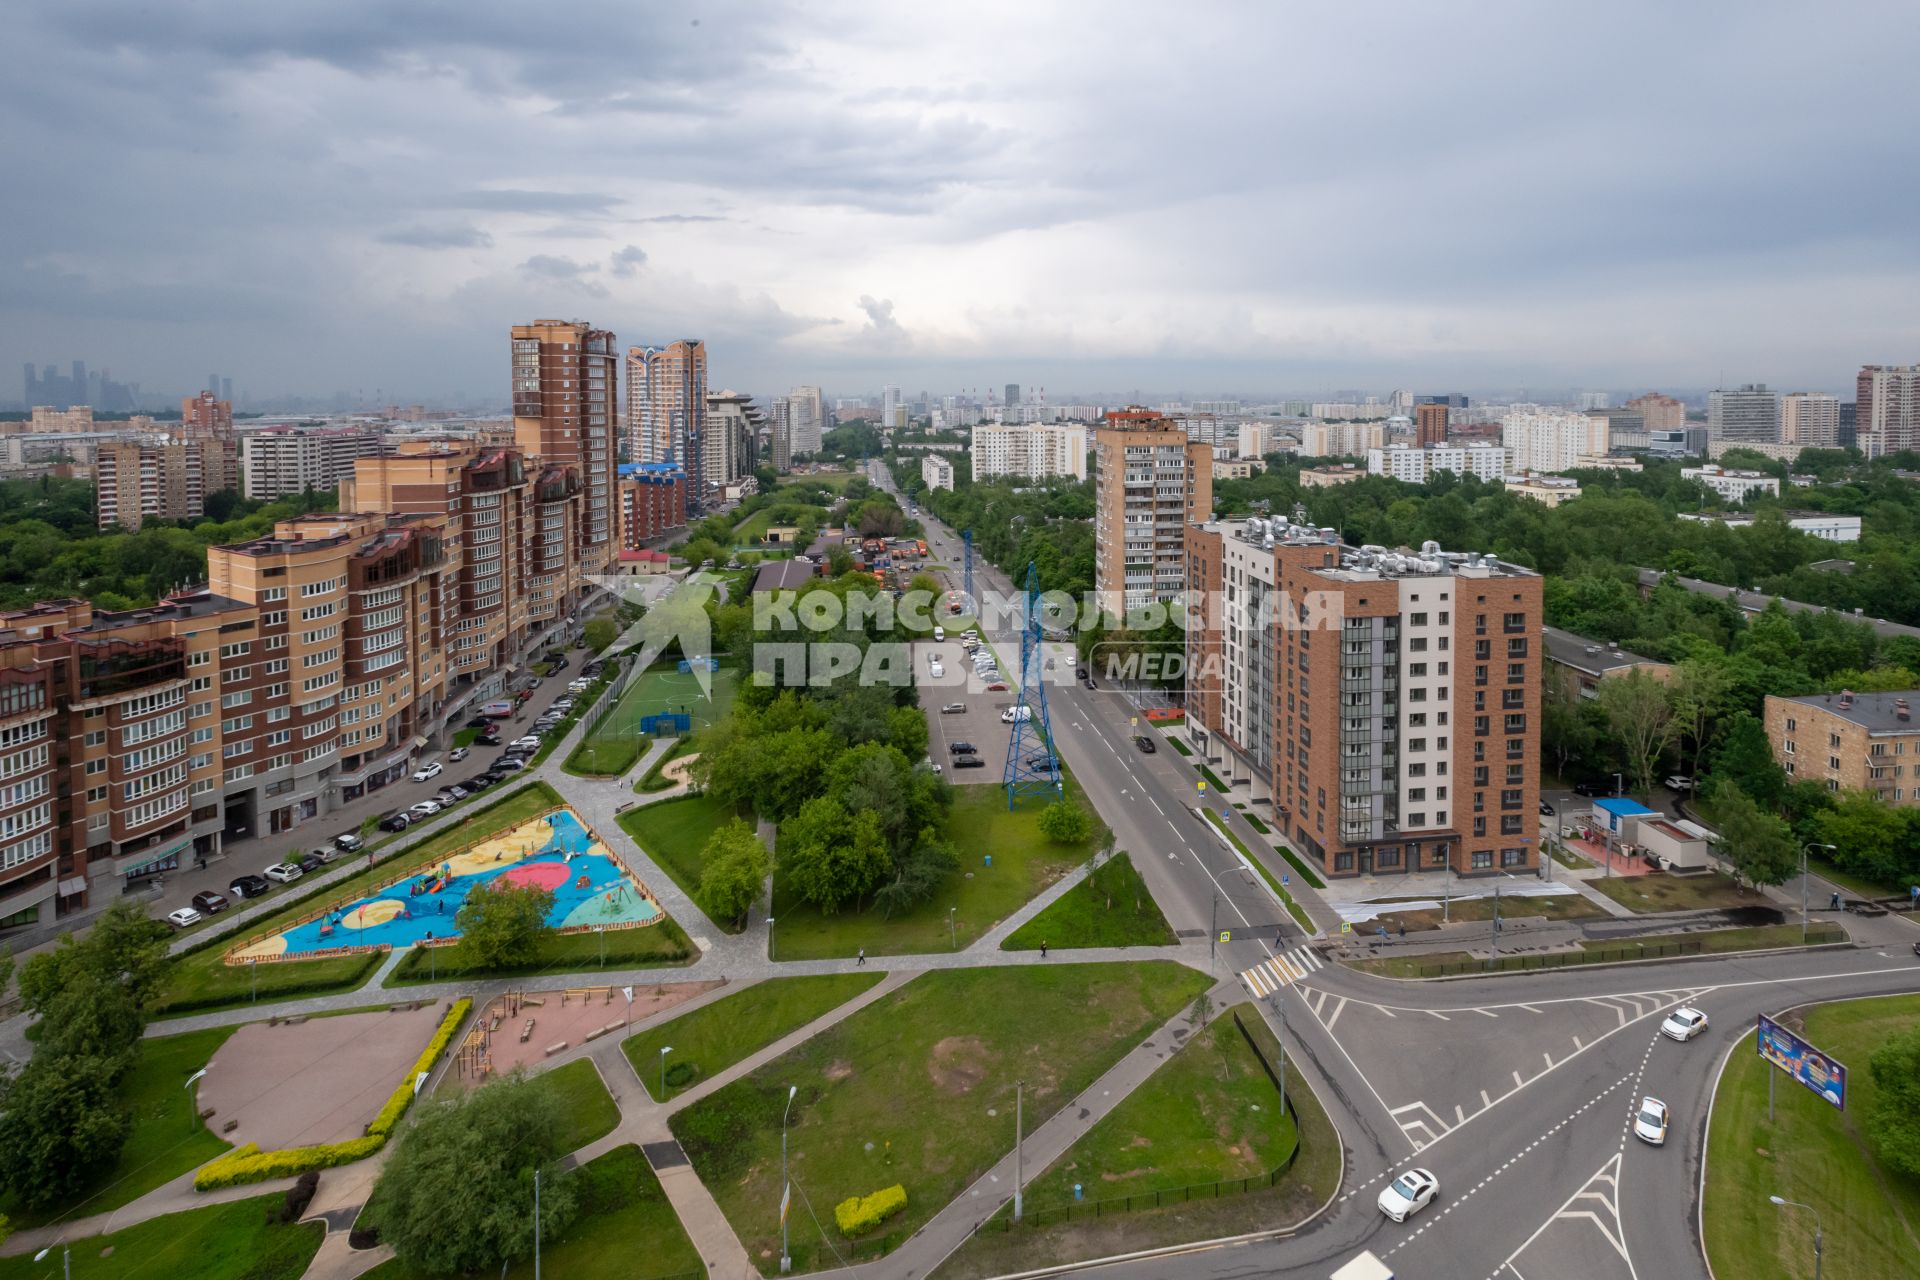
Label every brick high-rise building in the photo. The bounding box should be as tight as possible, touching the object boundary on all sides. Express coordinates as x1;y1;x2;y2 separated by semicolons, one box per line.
1857;364;1920;458
1093;407;1212;619
95;437;209;529
180;389;240;493
1415;402;1449;447
617;463;688;547
182;390;232;434
1625;392;1687;431
1184;516;1543;880
512;320;617;576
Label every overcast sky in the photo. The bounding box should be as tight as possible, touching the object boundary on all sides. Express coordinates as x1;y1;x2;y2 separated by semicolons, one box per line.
5;1;1917;406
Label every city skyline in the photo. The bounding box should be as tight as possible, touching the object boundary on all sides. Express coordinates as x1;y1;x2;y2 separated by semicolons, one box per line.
4;2;1918;401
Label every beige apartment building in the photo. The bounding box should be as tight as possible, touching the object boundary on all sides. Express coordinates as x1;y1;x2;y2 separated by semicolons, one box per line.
513;320;618;575
1766;690;1920;803
1093;407;1212;619
95;436;209;529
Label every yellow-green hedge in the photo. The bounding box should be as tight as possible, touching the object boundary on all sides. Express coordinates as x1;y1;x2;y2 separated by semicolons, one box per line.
369;998;472;1138
834;1184;907;1237
194;998;472;1191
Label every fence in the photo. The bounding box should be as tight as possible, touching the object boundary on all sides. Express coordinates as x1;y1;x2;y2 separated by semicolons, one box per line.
989;1011;1302;1232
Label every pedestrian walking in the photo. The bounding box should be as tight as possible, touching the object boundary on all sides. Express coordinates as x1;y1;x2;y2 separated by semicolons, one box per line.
1398;923;1406;939
1830;891;1841;910
1040;940;1048;958
856;947;866;966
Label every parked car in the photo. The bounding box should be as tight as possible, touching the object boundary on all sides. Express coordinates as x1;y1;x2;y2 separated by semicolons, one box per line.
438;785;469;803
509;736;542;751
333;832;364;852
1026;754;1059;771
228;873;271;899
986;681;1009;692
450;746;470;762
1571;780;1610;797
928;662;945;678
1376;1169;1439;1223
1539;800;1555;815
409;799;443;819
296;852;324;874
1135;735;1157;753
491;756;527;772
310;845;339;863
412;761;443;782
1633;1096;1669;1146
166;907;204;929
949;742;977;755
464;716;492;729
379;813;412;833
1664;775;1694;791
941;702;966;714
1076;665;1089;680
933;626;946;641
264;862;304;885
464;773;495;791
954;755;988;769
1661;1007;1710;1041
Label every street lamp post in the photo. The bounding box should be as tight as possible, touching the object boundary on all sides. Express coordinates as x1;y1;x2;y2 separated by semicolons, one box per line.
948;905;957;950
1613;771;1623;797
1769;1195;1822;1279
32;1246;69;1280
767;916;776;962
185;1067;209;1132
1013;1079;1026;1223
780;1084;798;1273
659;1046;673;1100
533;1166;542;1280
1801;843;1837;945
1542;803;1556;882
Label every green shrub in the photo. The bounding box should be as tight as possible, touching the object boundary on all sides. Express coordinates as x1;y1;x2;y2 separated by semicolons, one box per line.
367;998;471;1138
195;1136;385;1190
834;1184;907;1236
664;1060;697;1089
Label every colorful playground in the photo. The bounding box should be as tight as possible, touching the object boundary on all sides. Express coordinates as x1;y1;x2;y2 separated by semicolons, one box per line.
229;808;663;961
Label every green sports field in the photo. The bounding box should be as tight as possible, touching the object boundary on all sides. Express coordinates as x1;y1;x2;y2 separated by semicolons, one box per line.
571;666;739;775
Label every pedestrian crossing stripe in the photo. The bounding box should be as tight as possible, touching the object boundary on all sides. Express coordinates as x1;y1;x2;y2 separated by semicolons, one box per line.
1240;946;1325;997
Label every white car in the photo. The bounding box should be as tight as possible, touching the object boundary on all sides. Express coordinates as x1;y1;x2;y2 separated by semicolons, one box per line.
409;799;444;818
412;761;443;782
1664;775;1694;791
928;662;945;678
263;863;303;885
509;736;542;750
166;907;203;929
1661;1007;1709;1041
1633;1096;1669;1146
933;626;945;641
1376;1169;1438;1222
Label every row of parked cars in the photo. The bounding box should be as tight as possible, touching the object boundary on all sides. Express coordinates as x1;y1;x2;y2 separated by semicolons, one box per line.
165;829;369;927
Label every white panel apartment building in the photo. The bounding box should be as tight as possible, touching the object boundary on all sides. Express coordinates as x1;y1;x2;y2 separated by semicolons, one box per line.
971;423;1087;480
921;453;955;492
1367;444;1509;483
1681;465;1781;503
1500;411;1611;474
240;427;386;500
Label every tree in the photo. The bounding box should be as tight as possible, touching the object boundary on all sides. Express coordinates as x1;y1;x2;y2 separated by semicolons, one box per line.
778;798;893;914
374;1073;579;1275
1594;670;1675;797
1813;790;1909;885
1869;1026;1920;1177
1705;787;1799;888
697;820;771;926
583;616;619;654
1037;799;1093;845
872;829;959;918
35;977;144;1070
0;1055;132;1209
18;897;172;1016
454;881;555;970
1668;657;1730;781
1711;713;1788;809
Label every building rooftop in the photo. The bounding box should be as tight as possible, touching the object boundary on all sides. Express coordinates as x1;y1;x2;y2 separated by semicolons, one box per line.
1541;626;1662;675
750;559;819;593
1634;567;1920;642
617;462;685;479
1215;518;1534;581
1593;797;1659;818
1775;689;1920;733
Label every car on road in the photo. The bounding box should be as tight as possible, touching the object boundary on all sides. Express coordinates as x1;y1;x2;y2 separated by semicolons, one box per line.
986;680;1009;692
333;832;363;852
464;716;492;729
263;862;303;885
192;890;231;914
954;755;987;769
438;785;469;803
941;702;966;714
933;625;945;641
1571;779;1610;797
949;742;977;755
1664;775;1694;791
228;873;271;899
1633;1096;1669;1145
1135;735;1157;753
412;761;443;782
491;756;527;772
1076;665;1089;680
449;746;470;762
1661;1007;1709;1041
378;812;412;833
309;845;338;863
928;662;945;678
408;799;443;819
166;907;203;929
1376;1169;1438;1222
1539;800;1555;815
1026;754;1059;771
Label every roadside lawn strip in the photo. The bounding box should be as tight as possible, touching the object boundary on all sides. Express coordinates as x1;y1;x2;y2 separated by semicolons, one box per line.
624;972;887;1101
155;783;566;1014
0;1195;320;1280
1002;853;1175;950
1588;869;1767;913
672;961;1212;1274
1200;810;1313;931
0;1025;238;1228
617;790;747;935
936;1003;1341;1280
1370;893;1607;932
1704;993;1920;1280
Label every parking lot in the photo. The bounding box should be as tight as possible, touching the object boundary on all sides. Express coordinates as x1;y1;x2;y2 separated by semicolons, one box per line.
914;638;1022;785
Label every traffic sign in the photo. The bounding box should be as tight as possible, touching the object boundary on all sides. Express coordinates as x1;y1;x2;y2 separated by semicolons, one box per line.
1218;930;1231;943
1339;921;1352;934
1198;780;1207;793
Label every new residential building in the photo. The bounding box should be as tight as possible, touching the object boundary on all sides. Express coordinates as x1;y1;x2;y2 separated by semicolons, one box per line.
1415;402;1449;447
703;391;763;492
1183;516;1543;879
512;320;618;575
788;385;825;456
971;423;1088;481
1093;408;1211;618
624;340;707;470
1366;443;1509;483
1626;392;1687;431
1857;364;1920;458
1780;393;1840;449
616;463;688;547
1299;421;1386;457
1501;411;1611;474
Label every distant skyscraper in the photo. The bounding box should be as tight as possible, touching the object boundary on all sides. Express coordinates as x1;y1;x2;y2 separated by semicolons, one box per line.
881;384;901;429
1414;402;1449;447
513;318;619;574
1005;383;1021;410
1839;401;1858;450
1857;364;1920;457
624;340;707;476
1780;392;1840;449
1707;384;1780;444
788;385;824;455
1415;394;1470;411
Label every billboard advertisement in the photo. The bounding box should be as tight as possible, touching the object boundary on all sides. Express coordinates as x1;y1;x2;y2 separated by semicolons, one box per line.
1757;1013;1847;1110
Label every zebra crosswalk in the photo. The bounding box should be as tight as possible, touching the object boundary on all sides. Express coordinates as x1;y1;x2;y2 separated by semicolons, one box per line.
1240;946;1325;996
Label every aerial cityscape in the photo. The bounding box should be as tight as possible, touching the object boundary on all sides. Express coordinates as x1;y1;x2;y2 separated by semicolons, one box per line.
0;5;1916;1280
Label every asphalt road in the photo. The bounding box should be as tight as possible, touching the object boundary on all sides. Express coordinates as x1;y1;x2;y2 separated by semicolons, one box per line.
877;462;1920;1280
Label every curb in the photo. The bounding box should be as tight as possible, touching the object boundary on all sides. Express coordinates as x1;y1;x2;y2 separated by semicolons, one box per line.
1696;1024;1752;1280
1333;939;1858;983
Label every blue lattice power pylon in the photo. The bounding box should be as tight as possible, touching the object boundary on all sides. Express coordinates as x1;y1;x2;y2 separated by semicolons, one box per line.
1003;562;1064;808
963;529;974;610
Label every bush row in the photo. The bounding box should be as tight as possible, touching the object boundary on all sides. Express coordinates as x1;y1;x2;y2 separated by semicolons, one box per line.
368;998;473;1137
834;1184;907;1237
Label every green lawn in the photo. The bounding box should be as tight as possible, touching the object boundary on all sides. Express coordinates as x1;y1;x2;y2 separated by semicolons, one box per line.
0;1195;321;1280
1197;766;1229;793
672;962;1211;1274
567;662;737;778
1809;854;1906;902
768;780;1106;960
1168;738;1193;757
636;736;697;793
531;1059;621;1155
939;1006;1339;1279
1349;922;1849;978
0;1026;237;1227
1003;854;1175;951
1705;994;1920;1280
155;783;565;1015
362;1145;701;1280
385;916;695;985
618;791;750;934
1590;870;1765;914
1201;811;1311;930
1273;843;1326;890
625;973;887;1101
1371;892;1607;932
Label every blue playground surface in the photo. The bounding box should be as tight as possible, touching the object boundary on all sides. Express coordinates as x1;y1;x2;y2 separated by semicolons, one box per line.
261;809;659;957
